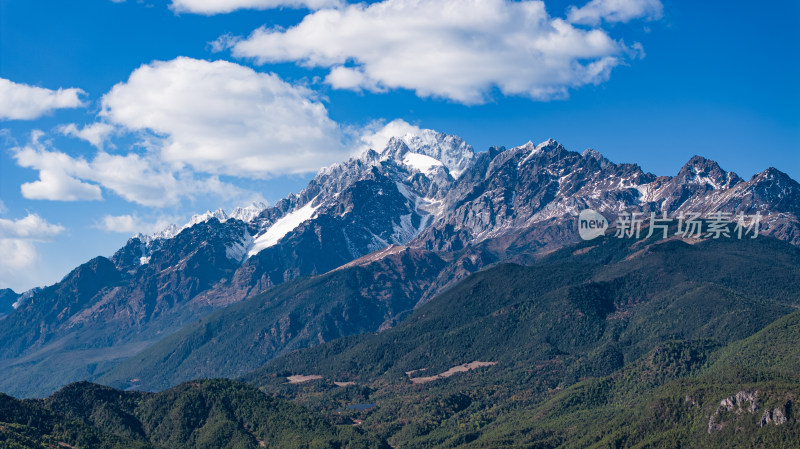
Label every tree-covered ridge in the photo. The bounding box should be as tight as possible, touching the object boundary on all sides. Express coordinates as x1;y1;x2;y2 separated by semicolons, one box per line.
0;379;388;449
241;235;800;448
466;310;800;448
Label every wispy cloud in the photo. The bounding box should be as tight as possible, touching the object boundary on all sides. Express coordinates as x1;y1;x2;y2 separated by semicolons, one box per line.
59;122;117;150
170;0;341;15
567;0;663;25
95;213;179;235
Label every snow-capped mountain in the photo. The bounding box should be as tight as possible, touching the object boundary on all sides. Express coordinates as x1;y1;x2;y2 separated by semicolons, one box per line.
135;202;268;246
414;139;800;254
130;129;472;286
1;127;798;397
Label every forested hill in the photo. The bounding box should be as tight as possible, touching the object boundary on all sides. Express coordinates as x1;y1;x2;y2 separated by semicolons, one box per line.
0;379;388;449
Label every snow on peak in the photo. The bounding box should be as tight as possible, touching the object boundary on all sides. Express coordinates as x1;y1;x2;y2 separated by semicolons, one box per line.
403;152;445;176
677;156;732;190
360;120;474;179
247;200;320;257
535;138;560;151
136;203;267;245
186;208;228;227
136;224;180;244
136;210;226;244
391;130;474;179
229;202;268;223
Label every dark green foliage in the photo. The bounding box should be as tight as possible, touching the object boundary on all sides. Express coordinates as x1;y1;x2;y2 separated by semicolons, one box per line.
0;379;388;449
242;235;800;448
4;234;799;448
467;311;800;448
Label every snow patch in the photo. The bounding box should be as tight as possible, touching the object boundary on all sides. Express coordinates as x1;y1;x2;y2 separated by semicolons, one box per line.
139;256;151;265
392;213;420;243
248;201;319;257
403;152;444;175
226;231;254;263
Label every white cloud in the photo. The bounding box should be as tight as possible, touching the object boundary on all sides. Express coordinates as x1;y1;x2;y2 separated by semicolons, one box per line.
0;213;64;239
11;132;252;207
209;33;242;53
0;213;64;290
0;78;86;120
567;0;663;25
13;133;104;202
0;239;39;271
101;57;349;178
356;119;424;154
170;0;341;15
59;122;117;150
231;0;628;104
96;214;178;234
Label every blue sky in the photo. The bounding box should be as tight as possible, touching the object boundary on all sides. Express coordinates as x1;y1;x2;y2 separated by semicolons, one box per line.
0;0;798;291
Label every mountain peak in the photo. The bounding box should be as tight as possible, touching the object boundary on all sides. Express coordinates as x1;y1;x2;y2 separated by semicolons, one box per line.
229;202;268;223
381;129;475;179
752;166;794;183
517;138;564;154
187;208;228;226
135;203;267;245
536;138;560;150
582;148;610;168
677;155;742;189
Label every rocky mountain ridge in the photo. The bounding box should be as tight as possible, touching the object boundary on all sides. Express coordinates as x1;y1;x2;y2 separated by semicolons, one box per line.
0;127;798;397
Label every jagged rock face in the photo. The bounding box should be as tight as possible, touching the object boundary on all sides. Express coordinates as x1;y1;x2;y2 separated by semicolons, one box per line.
413;141;800;255
414;140;653;251
708;390;794;433
381;128;475;179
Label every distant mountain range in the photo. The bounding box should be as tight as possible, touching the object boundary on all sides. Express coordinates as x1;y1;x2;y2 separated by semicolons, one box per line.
0;128;798;398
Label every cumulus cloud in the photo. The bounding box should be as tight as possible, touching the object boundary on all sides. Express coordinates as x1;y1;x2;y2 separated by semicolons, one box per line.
0;213;64;290
231;0;629;104
567;0;663;25
59;122;117;150
356;119;424;154
0;78;86;120
0;213;64;239
11;132;251;207
13;133;104;202
101;57;349;178
96;214;178;234
170;0;341;14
